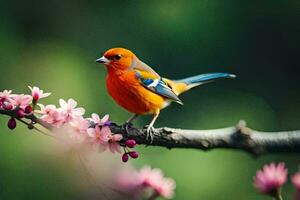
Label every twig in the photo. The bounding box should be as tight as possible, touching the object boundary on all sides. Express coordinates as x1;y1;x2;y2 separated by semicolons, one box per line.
17;118;54;138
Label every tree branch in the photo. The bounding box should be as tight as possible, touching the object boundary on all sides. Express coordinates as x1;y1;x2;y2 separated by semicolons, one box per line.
2;107;300;156
110;121;300;156
0;108;54;135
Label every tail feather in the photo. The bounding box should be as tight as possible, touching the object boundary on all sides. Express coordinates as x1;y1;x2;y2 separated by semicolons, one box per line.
171;72;236;94
176;72;236;85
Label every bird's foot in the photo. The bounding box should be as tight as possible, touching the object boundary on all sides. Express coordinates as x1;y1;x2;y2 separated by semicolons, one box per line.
122;122;133;134
145;125;155;143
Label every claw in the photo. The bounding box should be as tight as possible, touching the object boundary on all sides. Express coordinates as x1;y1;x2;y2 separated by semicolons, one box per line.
146;126;155;143
144;111;159;143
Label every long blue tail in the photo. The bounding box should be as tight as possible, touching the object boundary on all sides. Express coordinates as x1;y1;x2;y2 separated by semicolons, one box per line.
175;72;236;89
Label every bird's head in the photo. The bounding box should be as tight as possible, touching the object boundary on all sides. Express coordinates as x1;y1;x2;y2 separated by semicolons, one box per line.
96;47;136;71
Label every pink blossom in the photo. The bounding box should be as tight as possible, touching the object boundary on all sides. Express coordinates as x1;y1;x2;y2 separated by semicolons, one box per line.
62;120;89;143
10;94;33;109
115;166;176;199
59;99;85;121
139;166;176;199
28;86;51;101
87;126;110;149
108;134;123;153
87;123;122;153
38;104;65;127
0;90;16;102
89;113;110;126
116;167;143;197
254;162;288;197
93;113;122;153
293;171;300;189
69;117;90;134
292;171;300;200
39;99;85;127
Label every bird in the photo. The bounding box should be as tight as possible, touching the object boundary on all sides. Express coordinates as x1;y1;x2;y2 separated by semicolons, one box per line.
96;47;236;141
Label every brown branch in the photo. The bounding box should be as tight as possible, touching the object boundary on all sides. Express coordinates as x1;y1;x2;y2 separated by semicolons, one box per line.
110;121;300;156
2;108;300;156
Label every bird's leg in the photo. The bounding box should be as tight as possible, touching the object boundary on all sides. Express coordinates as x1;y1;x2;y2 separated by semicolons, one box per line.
146;111;160;143
123;114;139;134
126;114;139;124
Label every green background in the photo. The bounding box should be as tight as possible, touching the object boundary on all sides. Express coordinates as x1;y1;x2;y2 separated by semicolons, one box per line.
0;0;299;199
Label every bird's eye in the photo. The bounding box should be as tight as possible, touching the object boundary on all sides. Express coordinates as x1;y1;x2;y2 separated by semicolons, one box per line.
114;54;121;60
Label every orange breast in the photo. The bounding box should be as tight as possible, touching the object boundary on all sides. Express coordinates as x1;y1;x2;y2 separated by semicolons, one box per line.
106;70;165;115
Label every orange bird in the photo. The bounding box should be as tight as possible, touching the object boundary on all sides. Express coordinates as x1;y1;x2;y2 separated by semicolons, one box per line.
96;47;235;140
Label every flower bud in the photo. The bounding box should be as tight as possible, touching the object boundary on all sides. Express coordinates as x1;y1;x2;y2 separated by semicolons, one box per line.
8;118;16;130
25;105;32;114
125;139;136;148
129;151;139;159
3;102;13;110
122;153;129;163
33;93;39;101
16;109;25;118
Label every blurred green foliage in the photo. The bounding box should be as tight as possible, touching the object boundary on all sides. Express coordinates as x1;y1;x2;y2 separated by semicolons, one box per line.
0;0;299;199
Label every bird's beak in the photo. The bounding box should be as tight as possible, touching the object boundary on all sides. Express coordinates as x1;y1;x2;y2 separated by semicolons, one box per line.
95;56;110;64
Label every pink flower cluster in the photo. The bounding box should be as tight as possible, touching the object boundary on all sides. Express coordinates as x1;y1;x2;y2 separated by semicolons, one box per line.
0;87;131;162
0;90;31;112
0;87;51;111
38;100;124;154
38;99;85;128
86;114;123;153
116;166;176;199
0;88;48;129
254;162;300;200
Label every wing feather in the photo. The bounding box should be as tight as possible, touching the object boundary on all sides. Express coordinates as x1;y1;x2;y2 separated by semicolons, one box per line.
134;70;183;104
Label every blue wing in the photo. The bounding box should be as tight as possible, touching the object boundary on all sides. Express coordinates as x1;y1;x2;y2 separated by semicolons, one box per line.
134;70;183;104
